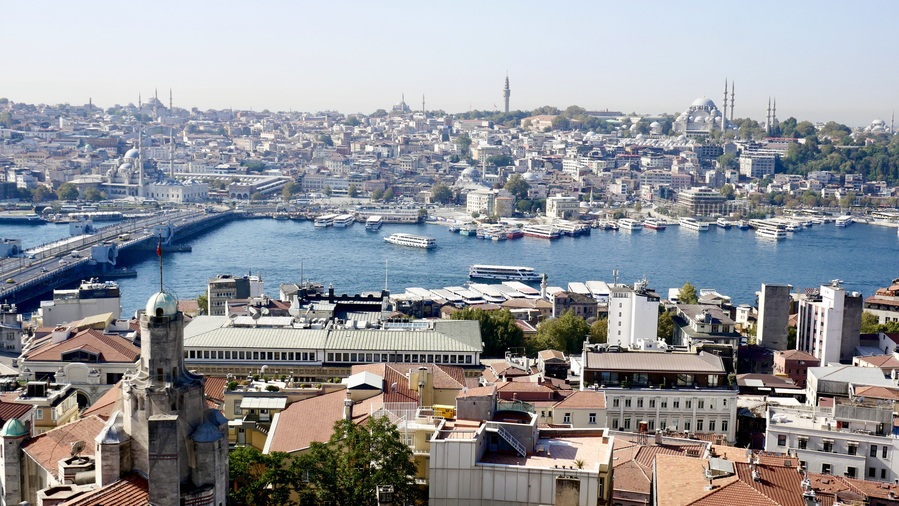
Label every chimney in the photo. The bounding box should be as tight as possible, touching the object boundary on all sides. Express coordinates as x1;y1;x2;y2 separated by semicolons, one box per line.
655;429;662;445
328;284;334;303
343;394;353;421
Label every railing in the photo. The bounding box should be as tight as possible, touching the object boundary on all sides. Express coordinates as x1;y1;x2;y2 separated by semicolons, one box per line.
497;399;536;414
487;423;526;457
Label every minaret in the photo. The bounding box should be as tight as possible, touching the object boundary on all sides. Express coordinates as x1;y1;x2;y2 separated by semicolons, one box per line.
765;98;772;134
422;94;425;114
503;73;511;114
137;129;145;198
721;79;727;130
772;98;778;134
154;88;159;119
891;110;894;134
730;82;735;121
169;88;173;111
169;127;175;179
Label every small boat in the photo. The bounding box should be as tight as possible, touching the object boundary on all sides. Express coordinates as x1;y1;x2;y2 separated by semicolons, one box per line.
384;233;436;249
458;224;477;236
736;220;750;230
314;213;337;228
715;218;732;229
756;227;787;240
332;214;356;228
447;224;460;233
643;218;666;230
522;224;561;239
365;215;383;231
506;229;524;240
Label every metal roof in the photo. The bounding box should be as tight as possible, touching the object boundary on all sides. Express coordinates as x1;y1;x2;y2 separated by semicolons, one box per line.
583;351;725;373
240;397;287;410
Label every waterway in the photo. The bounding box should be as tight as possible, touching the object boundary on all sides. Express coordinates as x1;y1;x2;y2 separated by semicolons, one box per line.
2;219;898;317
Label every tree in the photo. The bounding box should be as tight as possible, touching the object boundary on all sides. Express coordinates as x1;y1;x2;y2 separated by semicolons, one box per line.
451;308;524;356
504;174;530;201
344;115;361;127
679;282;698;304
196;292;208;315
318;134;334;147
382;188;394;202
295;417;419;506
81;187;104;201
430;183;453;204
281;181;301;201
589;318;608;344
551;115;571;131
371;188;384;201
229;447;296;506
720;183;735;200
241;159;267;173
658;309;674;342
323;185;332;197
455;133;472;158
32;186;51;204
487;154;514;168
250;192;264;201
534;310;590;354
348;184;359;198
56;183;79;201
370;108;388;118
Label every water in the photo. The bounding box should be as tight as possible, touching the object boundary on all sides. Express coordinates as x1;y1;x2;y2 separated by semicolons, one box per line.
2;219;898;316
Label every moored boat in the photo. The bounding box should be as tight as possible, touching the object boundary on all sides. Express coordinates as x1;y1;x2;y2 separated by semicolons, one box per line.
522;224;561;239
618;218;643;231
643;218;666;230
469;264;542;282
679;217;709;232
384;233;436;249
365;215;383;231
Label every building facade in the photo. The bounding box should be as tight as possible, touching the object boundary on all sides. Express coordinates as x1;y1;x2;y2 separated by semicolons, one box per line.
797;282;863;364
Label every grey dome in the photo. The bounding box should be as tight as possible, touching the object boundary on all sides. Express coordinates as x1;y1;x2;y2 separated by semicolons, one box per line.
146;292;178;318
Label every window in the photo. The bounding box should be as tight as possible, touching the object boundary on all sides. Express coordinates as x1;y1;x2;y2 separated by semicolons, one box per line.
882;469;887;479
625;399;632;408
650;399;656;408
673;400;680;409
661;400;668;409
613;398;620;408
696;420;703;431
234;403;242;415
821;463;831;475
563;413;571;424
637;398;644;408
869;467;876;478
327;353;334;362
777;434;787;446
847;443;856;455
872;445;878;457
624;418;631;430
884;446;888;459
35;409;43;420
721;420;728;432
847;467;857;478
698;400;705;409
676;374;694;386
612;419;619;429
708;421;715;432
823;441;832;453
684;421;690;431
589;413;596;424
685;400;692;409
633;373;648;385
798;438;808;450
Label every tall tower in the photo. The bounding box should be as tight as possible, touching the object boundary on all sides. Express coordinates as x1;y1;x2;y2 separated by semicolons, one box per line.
422;94;425;114
503;73;510;114
721;79;728;130
729;81;735;121
765;98;772;134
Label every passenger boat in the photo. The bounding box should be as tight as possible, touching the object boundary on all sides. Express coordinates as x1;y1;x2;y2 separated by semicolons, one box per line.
469;264;542;282
332;214;356;227
756;227;787;240
522;224;561;239
458;224;477;236
313;213;338;228
384;233;436;249
506;229;524;240
835;215;853;227
679;217;709;232
365;215;383;231
643;218;666;230
618;218;643;231
715;218;732;229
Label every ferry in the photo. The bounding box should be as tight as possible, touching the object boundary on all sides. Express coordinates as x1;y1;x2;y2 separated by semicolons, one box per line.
679;217;709;232
756;227;787;240
715;218;732;229
506;229;524;240
313;213;338;228
365;215;383;231
522;224;560;240
469;264;542;282
618;218;643;231
384;233;436;249
332;214;356;228
835;215;853;227
643;218;666;230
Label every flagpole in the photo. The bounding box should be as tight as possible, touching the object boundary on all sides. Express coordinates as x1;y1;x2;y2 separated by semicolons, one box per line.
157;235;163;292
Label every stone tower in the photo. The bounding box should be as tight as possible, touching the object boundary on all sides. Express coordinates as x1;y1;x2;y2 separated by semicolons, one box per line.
0;419;29;505
120;291;228;506
503;74;510;114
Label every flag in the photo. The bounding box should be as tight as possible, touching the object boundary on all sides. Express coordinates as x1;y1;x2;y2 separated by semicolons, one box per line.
156;240;161;257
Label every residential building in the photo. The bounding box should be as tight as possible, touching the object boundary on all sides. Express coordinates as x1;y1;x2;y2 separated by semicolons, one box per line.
757;283;793;351
671;304;741;348
607;281;660;348
536;350;569;380
551;291;598;319
35;279;121;327
466;188;497;216
797;281;863;364
806;365;894;406
864;277;899;325
12;381;79;435
206;274;252;316
0;304;23;353
551;390;607;428
739;152;776;178
772;349;819;388
545;195;579;220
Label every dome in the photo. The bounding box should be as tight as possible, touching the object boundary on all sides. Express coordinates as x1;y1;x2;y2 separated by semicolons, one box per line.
0;418;28;438
191;421;224;443
124;148;140;159
146;291;178;318
117;162;133;171
691;97;716;109
522;171;541;183
650;121;661;128
872;119;885;126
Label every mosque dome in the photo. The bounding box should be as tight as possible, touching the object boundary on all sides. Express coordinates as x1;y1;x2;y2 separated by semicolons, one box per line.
691;97;716;109
146;291;178;318
124;148;140;159
872;119;885;126
0;418;28;438
118;162;133;171
522;171;542;183
650;121;661;128
461;167;480;180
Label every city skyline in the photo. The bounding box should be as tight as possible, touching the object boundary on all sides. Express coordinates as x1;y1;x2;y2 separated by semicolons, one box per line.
2;1;898;126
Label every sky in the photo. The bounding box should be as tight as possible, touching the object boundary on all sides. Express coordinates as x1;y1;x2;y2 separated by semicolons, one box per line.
2;1;897;126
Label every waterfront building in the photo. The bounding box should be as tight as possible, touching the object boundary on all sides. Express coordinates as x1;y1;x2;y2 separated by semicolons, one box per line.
607;280;660;349
545;195;579;220
35;279;121;328
805;365;894;406
580;350;737;442
796;281;863;364
757;283;794;351
551;291;598;319
676;186;727;216
772;349;819;388
863;277;899;325
466;188;498;216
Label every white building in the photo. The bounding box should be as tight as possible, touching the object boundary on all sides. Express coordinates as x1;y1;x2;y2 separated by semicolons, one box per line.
739;152;776;179
35;280;121;327
466;188;497;216
607;281;660;348
797;281;863;364
545;195;579;220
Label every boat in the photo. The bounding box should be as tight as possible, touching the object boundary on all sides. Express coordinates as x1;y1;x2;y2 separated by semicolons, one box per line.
469;264;542;282
313;213;338;228
784;222;802;232
835;215;853;227
458;224;477;236
643;218;666;230
618;218;643;231
365;215;383;231
679;217;709;232
447;224;460;233
756;227;787;240
506;229;524;240
384;233;436;249
332;214;356;227
522;224;561;239
736;220;750;230
715;218;732;229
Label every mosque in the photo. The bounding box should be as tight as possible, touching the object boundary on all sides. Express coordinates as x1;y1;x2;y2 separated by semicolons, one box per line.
0;289;228;505
101;134;208;203
673;80;735;136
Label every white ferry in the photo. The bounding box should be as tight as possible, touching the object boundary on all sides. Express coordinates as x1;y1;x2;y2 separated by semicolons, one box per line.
715;218;732;229
679;217;709;232
618;218;643;231
313;213;338;228
756;227;787;240
835;215;853;227
469;264;542;282
332;214;356;228
384;233;436;249
522;224;560;239
365;215;383;231
643;218;666;230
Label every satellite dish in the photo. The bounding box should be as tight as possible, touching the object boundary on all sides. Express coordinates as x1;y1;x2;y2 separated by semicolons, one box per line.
71;440;86;458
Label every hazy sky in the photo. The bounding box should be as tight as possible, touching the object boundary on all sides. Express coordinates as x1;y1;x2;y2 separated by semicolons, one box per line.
3;1;897;126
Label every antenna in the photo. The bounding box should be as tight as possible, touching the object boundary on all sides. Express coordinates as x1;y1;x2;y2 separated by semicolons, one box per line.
384;257;389;292
157;235;163;292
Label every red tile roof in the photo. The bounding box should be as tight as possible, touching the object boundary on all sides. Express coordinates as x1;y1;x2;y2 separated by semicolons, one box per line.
688;480;779;506
22;416;107;480
266;389;370;453
80;384;121;420
24;329;140;363
204;376;228;406
62;472;149;506
0;399;33;425
553;390;606;409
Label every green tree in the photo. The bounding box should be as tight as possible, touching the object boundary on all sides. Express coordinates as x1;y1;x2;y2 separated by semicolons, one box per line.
430;183;453;204
81;187;105;201
861;311;881;334
679;282;698;304
658;309;674;342
281;181;301;201
487;154;514;168
250;192;264;201
32;186;51;204
318;134;334;147
455;133;472;158
589;318;608;344
228;447;296;506
348;184;359;198
370;108;388;118
382;188;394;202
371;188;384;201
720;183;735;200
196;292;208;315
344;115;361;127
504;174;530;201
551;115;571;131
534;310;590;354
241;159;267;173
296;417;419;506
323;185;332;197
451;308;524;356
56;183;79;201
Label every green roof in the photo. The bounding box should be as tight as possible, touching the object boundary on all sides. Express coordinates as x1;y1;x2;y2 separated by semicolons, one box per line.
0;418;28;438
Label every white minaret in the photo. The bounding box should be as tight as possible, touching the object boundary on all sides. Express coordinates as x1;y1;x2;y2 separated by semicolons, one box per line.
730;81;735;121
765;98;772;134
503;73;511;114
721;79;727;131
137;129;145;198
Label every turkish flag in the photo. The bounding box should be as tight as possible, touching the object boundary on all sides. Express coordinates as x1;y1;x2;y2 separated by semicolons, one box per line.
156;241;162;257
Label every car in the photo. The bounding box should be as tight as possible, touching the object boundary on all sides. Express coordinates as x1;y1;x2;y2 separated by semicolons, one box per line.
5;279;14;284
40;267;49;273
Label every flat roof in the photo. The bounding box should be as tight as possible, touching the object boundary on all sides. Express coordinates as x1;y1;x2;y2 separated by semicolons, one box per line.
240;397;287;410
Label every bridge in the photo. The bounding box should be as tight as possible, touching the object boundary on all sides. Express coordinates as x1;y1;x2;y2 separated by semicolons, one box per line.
0;209;236;307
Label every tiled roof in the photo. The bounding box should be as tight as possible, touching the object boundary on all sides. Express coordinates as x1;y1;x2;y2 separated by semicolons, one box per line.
856;354;899;368
457;385;495;398
266;389;370;453
852;385;899;401
538;349;566;361
0;399;32;424
22;416;107;480
688;480;779;506
375;363;466;390
350;364;419;403
775;349;818;362
583;351;725;374
62;472;149;506
734;461;806;506
553;390;606;409
612;459;652;494
81;384;122;420
204;376;228;405
24;329;140;363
